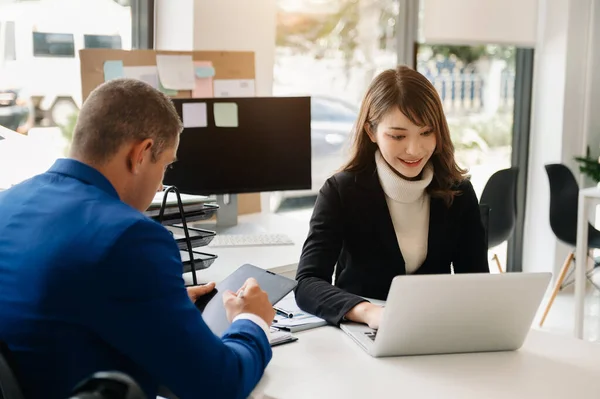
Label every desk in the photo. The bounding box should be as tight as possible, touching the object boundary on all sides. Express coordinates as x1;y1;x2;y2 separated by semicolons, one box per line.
182;212;309;285
575;187;600;338
251;327;600;399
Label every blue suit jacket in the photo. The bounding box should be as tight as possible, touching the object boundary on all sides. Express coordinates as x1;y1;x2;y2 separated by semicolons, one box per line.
0;159;272;399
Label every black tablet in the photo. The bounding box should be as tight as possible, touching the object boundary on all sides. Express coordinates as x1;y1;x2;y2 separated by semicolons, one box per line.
195;263;298;336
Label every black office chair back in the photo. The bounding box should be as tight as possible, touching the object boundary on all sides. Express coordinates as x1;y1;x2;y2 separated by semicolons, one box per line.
479;204;490;250
479;167;519;248
545;163;581;246
0;342;24;399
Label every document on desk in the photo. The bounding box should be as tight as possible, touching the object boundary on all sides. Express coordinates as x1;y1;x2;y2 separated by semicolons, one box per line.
272;292;327;333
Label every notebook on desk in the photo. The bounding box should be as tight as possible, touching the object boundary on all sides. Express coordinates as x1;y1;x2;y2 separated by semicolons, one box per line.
272;292;327;333
145;192;215;217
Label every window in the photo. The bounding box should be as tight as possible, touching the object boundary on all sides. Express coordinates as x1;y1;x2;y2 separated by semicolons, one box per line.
84;34;123;49
311;97;358;123
32;32;75;58
4;21;16;61
273;0;398;213
0;0;146;189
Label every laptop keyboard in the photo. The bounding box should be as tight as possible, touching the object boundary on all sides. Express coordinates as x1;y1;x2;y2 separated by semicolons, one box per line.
364;331;377;341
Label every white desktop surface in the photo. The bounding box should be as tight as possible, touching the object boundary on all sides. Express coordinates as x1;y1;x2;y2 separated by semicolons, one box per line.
251;327;600;399
182;212;309;285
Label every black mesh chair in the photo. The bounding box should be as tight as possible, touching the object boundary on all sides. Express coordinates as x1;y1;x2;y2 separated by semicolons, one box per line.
69;372;146;399
479;167;519;272
0;342;24;399
539;163;600;327
1;339;145;399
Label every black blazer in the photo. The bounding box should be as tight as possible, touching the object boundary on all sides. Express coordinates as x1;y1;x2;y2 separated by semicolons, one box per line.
294;166;489;325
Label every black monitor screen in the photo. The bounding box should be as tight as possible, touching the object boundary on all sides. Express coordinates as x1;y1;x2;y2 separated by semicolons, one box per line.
163;97;312;195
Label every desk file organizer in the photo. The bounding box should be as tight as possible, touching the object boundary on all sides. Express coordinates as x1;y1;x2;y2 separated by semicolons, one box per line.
147;186;219;286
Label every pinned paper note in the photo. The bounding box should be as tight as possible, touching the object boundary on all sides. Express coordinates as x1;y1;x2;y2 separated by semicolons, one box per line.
214;103;238;127
158;78;178;96
182;102;207;128
156;54;195;90
195;65;215;78
192;61;214;98
213;79;255;98
103;60;124;81
123;66;159;89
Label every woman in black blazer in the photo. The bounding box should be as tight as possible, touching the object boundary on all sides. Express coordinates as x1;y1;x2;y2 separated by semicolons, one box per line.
294;66;489;329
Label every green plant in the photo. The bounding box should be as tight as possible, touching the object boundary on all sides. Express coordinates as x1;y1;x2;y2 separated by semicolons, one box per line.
58;110;78;156
60;110;78;143
574;146;600;183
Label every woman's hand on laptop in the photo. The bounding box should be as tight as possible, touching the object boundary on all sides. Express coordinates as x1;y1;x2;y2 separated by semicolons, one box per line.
344;302;384;329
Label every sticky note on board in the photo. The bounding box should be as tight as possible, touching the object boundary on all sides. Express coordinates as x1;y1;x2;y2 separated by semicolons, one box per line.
195;65;215;78
214;103;238;127
213;79;255;97
123;66;159;89
156;54;195;90
158;78;178;96
182;102;208;128
103;60;124;81
192;61;214;98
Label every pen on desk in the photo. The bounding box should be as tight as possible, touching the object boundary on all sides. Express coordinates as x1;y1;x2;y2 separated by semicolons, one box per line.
274;306;293;318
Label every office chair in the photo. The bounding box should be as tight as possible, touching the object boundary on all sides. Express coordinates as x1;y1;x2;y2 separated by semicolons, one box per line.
538;163;600;327
479;167;519;273
0;342;24;399
1;340;145;399
69;371;146;399
479;204;490;251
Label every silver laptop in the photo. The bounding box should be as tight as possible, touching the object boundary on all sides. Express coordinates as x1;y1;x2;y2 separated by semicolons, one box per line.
340;272;551;357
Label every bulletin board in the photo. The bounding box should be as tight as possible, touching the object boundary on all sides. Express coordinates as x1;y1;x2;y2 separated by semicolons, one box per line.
78;49;261;215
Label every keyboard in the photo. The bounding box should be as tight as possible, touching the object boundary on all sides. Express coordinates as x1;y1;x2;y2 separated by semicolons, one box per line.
208;233;294;248
364;331;377;341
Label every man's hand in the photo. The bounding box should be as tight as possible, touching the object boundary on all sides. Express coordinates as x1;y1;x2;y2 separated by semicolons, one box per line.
222;278;275;326
187;282;216;303
344;302;384;329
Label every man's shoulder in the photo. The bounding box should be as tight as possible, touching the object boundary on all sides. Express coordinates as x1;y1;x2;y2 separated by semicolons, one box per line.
0;170;164;255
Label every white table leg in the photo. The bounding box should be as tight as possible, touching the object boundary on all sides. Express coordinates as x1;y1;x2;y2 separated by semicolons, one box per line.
575;193;589;339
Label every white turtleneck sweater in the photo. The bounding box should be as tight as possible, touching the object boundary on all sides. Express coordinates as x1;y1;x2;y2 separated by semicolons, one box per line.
375;150;433;274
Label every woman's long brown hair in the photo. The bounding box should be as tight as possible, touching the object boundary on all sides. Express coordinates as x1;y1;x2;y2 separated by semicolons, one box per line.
342;65;467;206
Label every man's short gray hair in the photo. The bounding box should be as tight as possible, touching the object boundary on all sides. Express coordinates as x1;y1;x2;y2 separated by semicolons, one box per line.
70;78;183;164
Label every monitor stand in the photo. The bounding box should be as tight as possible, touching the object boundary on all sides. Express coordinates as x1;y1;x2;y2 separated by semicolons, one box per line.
192;194;266;235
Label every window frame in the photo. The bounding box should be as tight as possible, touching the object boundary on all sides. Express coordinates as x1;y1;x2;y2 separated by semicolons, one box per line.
131;0;154;49
83;34;123;50
32;31;76;58
4;21;16;61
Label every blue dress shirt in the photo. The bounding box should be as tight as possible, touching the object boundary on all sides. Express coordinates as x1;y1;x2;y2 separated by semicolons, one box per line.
0;159;272;399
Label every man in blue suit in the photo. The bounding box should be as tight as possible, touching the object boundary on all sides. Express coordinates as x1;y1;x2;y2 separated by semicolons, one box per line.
0;78;275;399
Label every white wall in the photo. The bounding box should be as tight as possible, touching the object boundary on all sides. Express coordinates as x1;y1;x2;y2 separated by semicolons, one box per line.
586;2;600;158
193;0;277;97
523;0;599;275
154;0;194;51
422;0;538;46
155;0;277;99
154;0;277;213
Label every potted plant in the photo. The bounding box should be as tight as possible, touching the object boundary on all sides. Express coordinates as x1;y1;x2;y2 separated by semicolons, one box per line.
574;146;600;184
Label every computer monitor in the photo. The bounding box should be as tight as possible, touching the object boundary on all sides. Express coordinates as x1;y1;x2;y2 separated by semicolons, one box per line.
163;96;312;230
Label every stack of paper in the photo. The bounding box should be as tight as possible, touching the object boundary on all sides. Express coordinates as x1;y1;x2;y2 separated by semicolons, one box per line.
272;293;327;333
